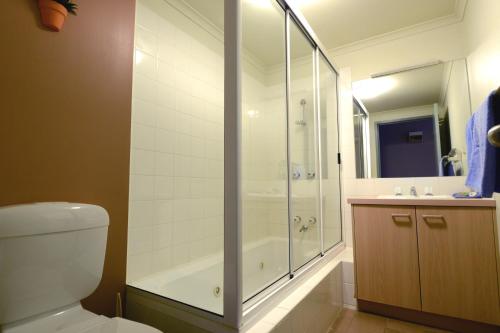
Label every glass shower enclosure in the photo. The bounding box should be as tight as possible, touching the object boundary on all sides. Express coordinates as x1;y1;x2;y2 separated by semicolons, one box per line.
127;0;342;329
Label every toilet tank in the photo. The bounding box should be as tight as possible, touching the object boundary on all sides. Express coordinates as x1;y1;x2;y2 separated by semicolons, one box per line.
0;203;109;325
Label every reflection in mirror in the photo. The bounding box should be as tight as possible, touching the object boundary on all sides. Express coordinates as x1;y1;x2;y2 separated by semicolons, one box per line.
353;98;369;178
352;59;472;179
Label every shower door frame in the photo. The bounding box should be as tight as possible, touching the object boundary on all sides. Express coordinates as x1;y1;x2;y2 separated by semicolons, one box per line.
316;49;343;254
138;0;345;330
223;0;345;329
287;9;323;274
223;0;243;327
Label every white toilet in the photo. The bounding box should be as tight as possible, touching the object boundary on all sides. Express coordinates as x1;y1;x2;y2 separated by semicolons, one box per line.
0;202;161;333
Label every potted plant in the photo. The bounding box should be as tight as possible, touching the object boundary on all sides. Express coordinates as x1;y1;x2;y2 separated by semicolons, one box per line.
38;0;78;32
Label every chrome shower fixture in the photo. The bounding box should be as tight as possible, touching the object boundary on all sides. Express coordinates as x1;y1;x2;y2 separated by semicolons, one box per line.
295;98;307;126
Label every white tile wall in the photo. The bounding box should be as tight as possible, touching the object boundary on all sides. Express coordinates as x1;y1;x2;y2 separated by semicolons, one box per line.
127;0;225;282
128;0;342;286
128;0;291;283
342;261;357;308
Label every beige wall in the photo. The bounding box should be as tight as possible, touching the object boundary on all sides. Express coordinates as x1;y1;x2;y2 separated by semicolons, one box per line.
444;59;470;173
463;0;500;111
0;0;135;316
462;0;500;246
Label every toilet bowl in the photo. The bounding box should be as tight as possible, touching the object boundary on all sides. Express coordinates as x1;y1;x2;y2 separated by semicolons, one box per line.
0;203;160;333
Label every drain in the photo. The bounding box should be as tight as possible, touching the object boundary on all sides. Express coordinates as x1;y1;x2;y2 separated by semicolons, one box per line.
213;286;221;297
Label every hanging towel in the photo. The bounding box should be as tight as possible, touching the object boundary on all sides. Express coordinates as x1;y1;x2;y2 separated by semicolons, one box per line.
465;91;500;197
441;156;452;176
452;160;463;176
441;153;463;177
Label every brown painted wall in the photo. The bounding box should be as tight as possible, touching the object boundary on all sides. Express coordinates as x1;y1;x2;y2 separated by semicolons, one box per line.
0;0;135;316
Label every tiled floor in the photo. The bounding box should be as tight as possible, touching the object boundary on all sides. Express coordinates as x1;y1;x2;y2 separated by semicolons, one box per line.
328;309;451;333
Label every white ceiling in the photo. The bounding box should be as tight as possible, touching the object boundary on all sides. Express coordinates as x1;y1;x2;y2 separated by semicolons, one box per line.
293;0;457;50
181;0;460;67
354;63;446;113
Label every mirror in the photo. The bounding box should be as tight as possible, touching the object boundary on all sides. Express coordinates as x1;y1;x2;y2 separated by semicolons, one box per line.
352;59;472;178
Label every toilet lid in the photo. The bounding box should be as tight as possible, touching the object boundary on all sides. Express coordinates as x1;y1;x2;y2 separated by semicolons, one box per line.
2;304;160;333
69;317;162;333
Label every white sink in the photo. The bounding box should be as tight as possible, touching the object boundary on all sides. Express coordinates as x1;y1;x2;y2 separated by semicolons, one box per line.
377;195;414;199
377;195;452;199
421;195;452;199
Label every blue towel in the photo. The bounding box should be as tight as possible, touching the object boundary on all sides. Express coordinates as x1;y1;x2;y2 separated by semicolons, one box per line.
441;157;452;176
465;91;499;197
441;158;455;176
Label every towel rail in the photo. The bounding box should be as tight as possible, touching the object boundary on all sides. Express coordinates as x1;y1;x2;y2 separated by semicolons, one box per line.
490;87;500;147
489;125;500;147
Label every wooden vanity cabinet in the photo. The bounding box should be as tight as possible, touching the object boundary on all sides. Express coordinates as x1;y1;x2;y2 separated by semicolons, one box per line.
352;202;500;326
353;205;421;310
417;207;500;325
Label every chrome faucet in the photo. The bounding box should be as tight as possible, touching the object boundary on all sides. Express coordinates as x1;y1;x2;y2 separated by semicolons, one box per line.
410;186;417;196
299;225;309;233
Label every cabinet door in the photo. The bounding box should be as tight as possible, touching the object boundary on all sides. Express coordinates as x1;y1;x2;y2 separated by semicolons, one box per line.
417;207;500;325
353;205;421;310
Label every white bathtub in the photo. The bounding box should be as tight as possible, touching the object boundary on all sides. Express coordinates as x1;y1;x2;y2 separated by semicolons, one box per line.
128;237;292;314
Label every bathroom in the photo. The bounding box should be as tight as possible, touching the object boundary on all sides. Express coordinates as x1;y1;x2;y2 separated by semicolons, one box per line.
0;0;499;332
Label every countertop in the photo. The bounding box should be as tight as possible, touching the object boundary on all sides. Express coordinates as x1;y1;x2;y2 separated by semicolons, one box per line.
347;196;496;207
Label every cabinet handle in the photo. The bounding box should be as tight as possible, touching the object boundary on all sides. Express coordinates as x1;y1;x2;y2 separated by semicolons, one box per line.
391;213;412;223
422;214;446;225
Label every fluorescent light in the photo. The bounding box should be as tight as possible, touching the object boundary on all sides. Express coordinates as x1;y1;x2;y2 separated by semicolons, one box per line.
352;77;397;100
371;61;442;78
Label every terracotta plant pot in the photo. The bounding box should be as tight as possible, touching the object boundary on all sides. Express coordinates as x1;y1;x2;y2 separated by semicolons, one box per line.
38;0;68;32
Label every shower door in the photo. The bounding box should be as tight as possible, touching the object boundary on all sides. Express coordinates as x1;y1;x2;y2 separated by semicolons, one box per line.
241;0;289;301
288;16;321;271
317;53;342;250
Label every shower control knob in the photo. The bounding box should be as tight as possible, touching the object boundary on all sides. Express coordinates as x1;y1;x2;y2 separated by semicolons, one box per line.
293;216;302;224
308;217;317;225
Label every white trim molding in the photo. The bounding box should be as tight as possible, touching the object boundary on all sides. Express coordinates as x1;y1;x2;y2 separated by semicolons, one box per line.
328;0;468;57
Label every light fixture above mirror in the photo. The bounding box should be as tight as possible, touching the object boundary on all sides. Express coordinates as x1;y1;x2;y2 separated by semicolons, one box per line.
352;77;397;100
